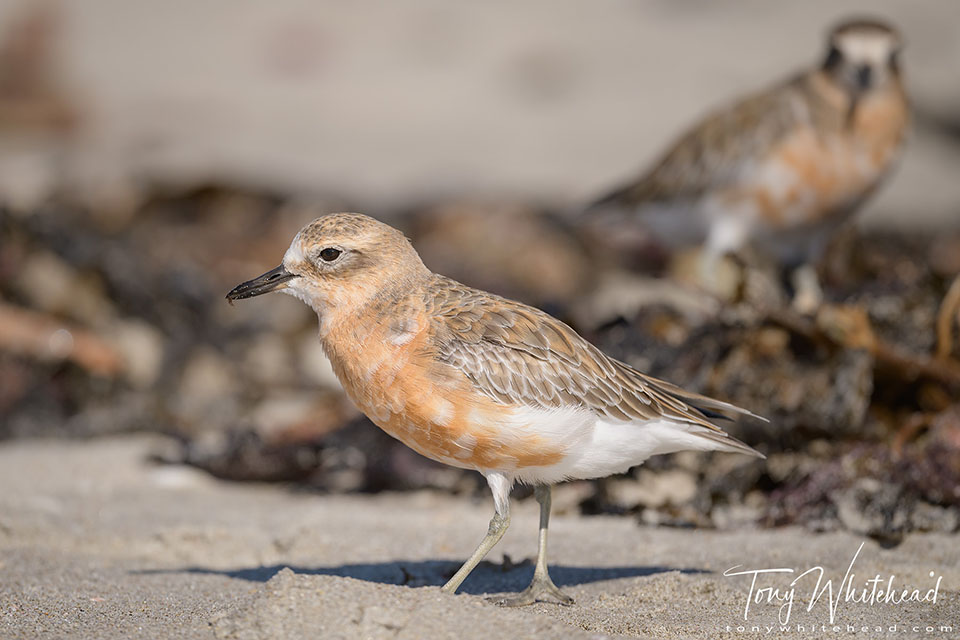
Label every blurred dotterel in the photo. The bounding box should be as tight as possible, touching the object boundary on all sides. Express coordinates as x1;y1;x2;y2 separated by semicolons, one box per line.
587;17;909;311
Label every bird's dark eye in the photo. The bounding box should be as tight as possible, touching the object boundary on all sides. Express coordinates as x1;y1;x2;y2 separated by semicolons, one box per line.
888;50;900;71
823;45;842;70
319;248;342;262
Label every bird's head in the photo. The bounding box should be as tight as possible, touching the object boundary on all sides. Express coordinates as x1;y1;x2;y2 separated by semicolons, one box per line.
226;213;429;317
822;18;903;94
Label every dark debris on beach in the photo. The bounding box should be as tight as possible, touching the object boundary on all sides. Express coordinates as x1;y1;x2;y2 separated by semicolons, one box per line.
2;186;960;543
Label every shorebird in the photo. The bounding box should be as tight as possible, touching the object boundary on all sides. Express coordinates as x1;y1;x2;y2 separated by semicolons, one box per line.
587;18;909;310
227;213;763;606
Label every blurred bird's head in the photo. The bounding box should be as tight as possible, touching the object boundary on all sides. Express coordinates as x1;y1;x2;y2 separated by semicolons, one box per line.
226;213;429;318
822;18;903;94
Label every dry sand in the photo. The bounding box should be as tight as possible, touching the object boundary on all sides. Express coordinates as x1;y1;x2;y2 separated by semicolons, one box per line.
0;435;957;639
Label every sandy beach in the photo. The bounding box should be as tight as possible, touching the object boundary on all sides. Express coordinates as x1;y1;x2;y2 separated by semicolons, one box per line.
0;435;956;639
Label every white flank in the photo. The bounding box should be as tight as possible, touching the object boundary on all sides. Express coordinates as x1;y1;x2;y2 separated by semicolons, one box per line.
492;405;747;485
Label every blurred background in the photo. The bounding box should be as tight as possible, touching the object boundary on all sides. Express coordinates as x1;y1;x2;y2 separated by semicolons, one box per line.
2;0;959;544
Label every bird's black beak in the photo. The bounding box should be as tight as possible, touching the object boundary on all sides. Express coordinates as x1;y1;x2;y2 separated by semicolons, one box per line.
855;65;872;90
226;265;297;303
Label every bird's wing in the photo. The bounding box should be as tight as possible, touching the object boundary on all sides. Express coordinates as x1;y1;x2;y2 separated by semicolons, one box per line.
591;76;807;209
426;278;763;456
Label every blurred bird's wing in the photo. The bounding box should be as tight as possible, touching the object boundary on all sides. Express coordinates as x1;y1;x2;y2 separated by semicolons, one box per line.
590;77;807;209
426;277;763;456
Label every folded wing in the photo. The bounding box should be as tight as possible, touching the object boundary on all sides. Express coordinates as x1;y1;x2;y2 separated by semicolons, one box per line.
590;78;805;211
427;277;763;457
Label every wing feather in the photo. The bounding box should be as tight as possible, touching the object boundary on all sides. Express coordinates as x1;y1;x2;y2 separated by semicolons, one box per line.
590;75;809;210
427;276;763;457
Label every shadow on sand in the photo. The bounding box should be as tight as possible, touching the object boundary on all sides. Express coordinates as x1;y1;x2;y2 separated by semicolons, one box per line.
137;559;708;595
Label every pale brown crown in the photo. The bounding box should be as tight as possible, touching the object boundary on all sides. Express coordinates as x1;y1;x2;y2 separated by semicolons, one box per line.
285;213;425;280
828;18;901;45
294;213;419;265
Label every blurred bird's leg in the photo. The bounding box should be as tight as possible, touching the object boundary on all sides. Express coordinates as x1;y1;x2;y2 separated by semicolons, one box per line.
697;248;722;292
791;264;824;314
441;472;511;594
494;485;574;607
683;246;745;303
697;215;751;299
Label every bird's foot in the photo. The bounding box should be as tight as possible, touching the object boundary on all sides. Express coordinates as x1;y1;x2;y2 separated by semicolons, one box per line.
489;573;574;607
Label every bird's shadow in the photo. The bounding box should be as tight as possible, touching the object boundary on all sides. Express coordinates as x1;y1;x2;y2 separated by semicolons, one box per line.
136;557;708;595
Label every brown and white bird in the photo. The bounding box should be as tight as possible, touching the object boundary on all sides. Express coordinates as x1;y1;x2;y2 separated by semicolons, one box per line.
587;18;909;307
227;213;763;606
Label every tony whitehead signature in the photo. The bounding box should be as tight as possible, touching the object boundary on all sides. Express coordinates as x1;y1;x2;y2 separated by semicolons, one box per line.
723;542;943;624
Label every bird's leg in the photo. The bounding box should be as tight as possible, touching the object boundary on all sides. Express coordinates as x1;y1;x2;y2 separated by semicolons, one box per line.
441;472;511;594
495;484;574;607
697;249;722;293
696;215;752;300
790;263;823;314
693;248;741;302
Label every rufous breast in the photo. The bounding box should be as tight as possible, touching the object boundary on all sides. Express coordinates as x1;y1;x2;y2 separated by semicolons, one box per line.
730;81;908;229
320;302;567;473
